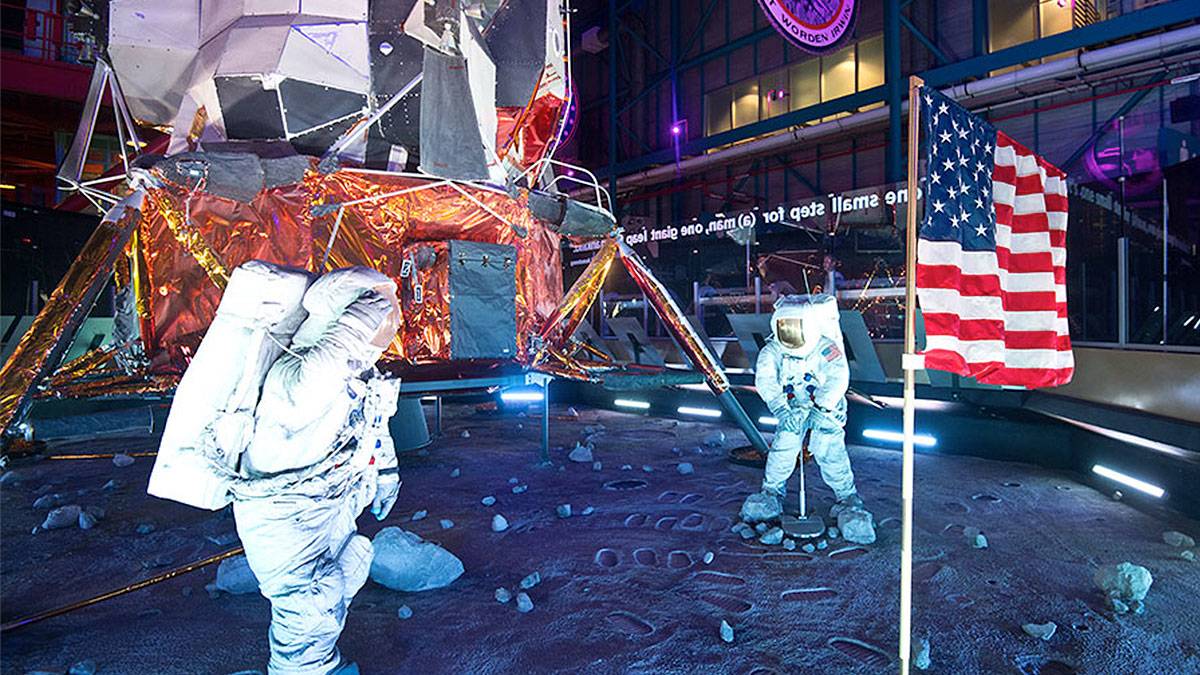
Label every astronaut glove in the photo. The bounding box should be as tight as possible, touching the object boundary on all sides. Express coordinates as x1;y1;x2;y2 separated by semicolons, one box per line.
776;411;804;436
813;405;847;428
372;470;400;521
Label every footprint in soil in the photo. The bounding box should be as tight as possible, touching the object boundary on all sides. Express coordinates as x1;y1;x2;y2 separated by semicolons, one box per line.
594;548;620;568
827;546;870;560
655;516;678;531
827;637;892;667
633;548;658;566
624;513;648;528
700;593;753;614
1016;655;1078;674
943;501;971;514
658;491;683;503
781;587;838;602
667;550;693;569
606;611;655;636
693;570;747;586
971;493;1002;503
678;513;705;531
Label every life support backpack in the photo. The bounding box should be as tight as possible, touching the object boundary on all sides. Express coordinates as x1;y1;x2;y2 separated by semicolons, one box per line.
148;260;314;510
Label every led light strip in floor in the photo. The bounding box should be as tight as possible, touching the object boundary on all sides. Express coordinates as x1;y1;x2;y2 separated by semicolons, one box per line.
614;398;651;410
677;405;721;418
1091;464;1165;498
862;428;938;448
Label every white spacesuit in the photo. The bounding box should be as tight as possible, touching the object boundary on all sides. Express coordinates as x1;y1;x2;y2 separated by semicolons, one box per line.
232;266;402;675
744;295;861;520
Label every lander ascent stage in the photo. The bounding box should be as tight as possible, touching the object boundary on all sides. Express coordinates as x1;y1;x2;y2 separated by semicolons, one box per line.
0;0;768;456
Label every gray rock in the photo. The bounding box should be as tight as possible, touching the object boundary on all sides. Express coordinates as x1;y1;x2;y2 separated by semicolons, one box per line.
515;592;534;613
1163;531;1196;548
1022;622;1057;641
369;527;464;592
782;539;796;551
677;462;694;475
212;554;260;594
1094;562;1153;613
720;619;734;643
515;423;524;431
397;605;413;619
520;571;541;589
32;493;62;510
495;587;512;603
913;637;931;670
68;660;98;675
411;510;428;521
492;514;509;532
1111;490;1123;501
567;443;594;463
621;464;632;470
730;522;748;534
971;534;988;549
1182;550;1196;562
508;477;519;485
817;540;828;550
739;528;755;540
702;430;726;447
481;496;496;506
556;504;572;518
740;492;783;523
102;479;123;491
583;424;606;435
755;522;768;534
802;543;816;553
566;407;580;418
703;551;715;564
642;465;653;473
450;468;461;478
0;470;19;486
439;519;454;530
78;511;99;530
837;508;877;545
592;462;602;471
581;506;595;516
42;504;82;530
460;430;471;439
828;527;839;539
112;453;135;467
759;527;784;545
512;484;528;494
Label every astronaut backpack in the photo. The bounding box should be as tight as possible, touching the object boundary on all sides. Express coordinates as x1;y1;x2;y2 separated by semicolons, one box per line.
148;260;314;510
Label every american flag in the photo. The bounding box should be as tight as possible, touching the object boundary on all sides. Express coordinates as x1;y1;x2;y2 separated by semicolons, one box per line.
916;87;1074;388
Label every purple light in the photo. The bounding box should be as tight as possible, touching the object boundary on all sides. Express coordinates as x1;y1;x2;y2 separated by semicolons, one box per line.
670;124;682;135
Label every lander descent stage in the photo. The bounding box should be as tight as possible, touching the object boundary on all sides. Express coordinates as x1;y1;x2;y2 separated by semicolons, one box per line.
0;0;768;454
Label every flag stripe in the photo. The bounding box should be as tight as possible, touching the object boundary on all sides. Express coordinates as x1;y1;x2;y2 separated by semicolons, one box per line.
916;89;1073;389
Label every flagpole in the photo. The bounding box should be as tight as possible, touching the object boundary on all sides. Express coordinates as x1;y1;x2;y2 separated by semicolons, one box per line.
899;73;924;675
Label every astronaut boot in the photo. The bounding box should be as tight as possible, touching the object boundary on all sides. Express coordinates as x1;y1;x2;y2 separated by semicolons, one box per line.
740;490;784;523
828;492;864;520
830;493;876;545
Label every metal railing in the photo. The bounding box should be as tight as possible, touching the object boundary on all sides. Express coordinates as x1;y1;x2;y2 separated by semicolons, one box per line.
0;3;88;64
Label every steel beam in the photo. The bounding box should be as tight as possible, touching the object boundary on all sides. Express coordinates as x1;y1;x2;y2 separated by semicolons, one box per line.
921;0;1200;88
884;0;904;182
900;14;950;66
972;0;988;57
606;85;885;178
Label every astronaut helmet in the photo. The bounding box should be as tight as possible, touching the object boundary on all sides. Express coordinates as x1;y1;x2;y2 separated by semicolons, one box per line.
771;294;838;357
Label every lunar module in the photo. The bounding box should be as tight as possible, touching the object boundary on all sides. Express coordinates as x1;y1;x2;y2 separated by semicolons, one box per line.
0;0;767;455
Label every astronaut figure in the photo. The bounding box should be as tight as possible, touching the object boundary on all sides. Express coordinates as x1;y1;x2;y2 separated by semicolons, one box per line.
741;294;862;522
232;267;403;675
